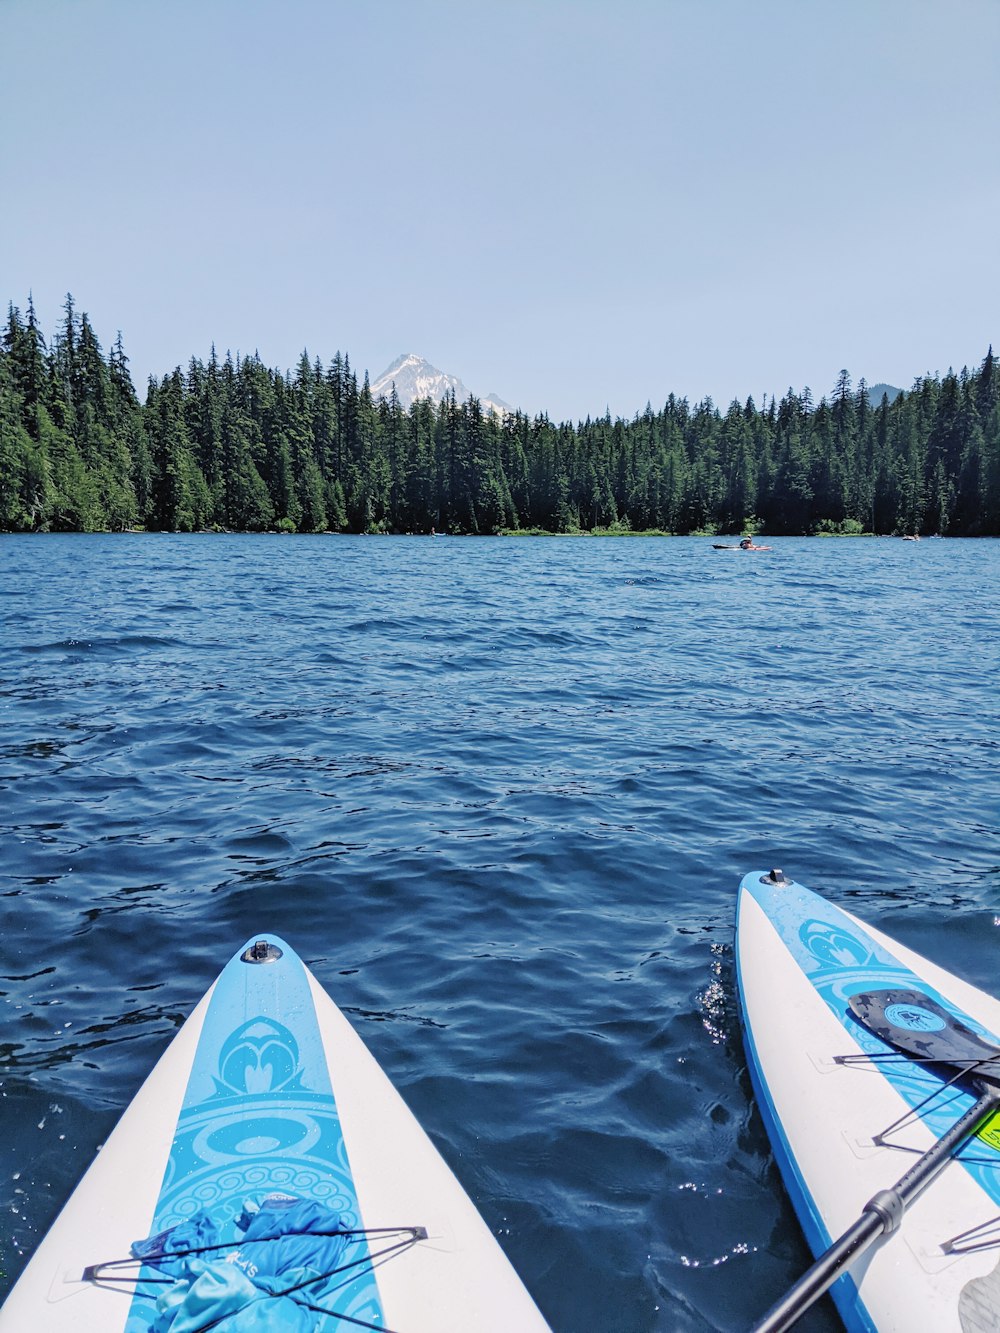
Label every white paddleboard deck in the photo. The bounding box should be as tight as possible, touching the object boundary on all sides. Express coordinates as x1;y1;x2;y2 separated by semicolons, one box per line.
0;936;549;1332
738;870;1000;1332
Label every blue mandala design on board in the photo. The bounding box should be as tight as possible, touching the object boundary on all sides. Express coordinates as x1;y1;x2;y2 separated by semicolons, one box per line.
126;971;386;1331
214;1017;304;1097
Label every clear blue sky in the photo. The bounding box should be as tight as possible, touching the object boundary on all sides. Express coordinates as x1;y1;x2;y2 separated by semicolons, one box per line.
2;0;998;420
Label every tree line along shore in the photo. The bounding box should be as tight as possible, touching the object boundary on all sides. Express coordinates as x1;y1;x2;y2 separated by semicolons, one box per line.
2;296;998;537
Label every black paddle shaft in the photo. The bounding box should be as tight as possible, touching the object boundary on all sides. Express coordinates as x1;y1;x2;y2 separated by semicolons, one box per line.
752;1087;1000;1332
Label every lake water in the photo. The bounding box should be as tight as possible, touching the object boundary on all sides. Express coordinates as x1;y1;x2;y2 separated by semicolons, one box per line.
1;533;998;1331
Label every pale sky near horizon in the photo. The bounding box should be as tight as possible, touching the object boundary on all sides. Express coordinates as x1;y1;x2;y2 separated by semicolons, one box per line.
2;0;998;421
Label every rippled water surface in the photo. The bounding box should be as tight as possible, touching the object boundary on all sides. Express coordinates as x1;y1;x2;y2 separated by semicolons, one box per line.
2;534;998;1330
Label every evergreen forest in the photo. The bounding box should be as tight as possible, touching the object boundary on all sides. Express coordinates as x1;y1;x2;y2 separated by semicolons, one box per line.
2;295;998;537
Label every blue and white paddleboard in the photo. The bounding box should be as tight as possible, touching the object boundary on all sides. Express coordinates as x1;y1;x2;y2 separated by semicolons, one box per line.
737;870;1000;1332
0;936;549;1332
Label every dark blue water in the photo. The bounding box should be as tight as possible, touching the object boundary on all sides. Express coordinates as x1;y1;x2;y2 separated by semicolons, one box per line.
1;534;998;1330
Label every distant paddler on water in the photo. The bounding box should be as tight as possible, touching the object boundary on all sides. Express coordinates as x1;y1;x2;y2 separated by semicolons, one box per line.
712;534;773;551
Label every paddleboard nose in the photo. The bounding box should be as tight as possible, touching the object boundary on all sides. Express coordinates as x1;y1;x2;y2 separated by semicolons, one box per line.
240;938;284;964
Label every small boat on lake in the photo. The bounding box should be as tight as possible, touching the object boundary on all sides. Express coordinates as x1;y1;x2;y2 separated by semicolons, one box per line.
713;537;772;551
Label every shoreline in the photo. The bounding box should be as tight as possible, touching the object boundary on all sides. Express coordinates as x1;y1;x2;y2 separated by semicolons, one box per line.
0;528;961;540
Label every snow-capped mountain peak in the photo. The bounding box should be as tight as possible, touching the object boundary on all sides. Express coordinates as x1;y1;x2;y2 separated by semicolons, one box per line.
369;353;467;406
369;354;511;416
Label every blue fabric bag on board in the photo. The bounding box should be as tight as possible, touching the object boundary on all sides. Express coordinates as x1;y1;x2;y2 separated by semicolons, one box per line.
132;1194;351;1330
150;1265;314;1333
233;1193;349;1280
130;1210;218;1280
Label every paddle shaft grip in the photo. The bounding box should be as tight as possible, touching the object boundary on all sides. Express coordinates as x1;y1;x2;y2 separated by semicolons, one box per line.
752;1087;1000;1333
